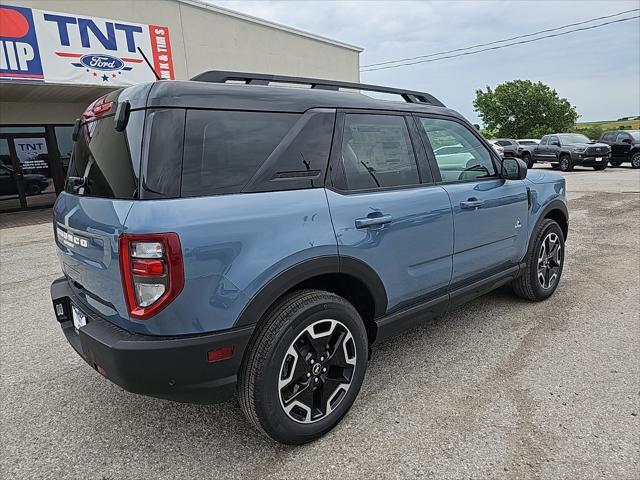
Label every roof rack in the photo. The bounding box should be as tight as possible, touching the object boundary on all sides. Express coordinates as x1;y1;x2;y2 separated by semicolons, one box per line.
190;71;445;107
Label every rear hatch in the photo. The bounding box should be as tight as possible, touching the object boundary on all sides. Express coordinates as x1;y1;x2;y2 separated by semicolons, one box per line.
54;89;144;332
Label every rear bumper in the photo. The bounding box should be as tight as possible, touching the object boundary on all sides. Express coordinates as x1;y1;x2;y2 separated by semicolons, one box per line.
50;277;254;404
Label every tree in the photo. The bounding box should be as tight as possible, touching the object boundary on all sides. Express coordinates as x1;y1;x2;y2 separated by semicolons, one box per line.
473;80;578;138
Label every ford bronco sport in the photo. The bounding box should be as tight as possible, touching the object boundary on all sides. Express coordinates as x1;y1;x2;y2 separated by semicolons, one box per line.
50;72;568;444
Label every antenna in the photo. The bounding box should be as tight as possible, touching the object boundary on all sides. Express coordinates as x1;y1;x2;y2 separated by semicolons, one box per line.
137;47;161;81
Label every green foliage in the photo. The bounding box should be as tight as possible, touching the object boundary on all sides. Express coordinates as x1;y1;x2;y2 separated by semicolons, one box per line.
569;124;603;141
473;80;579;138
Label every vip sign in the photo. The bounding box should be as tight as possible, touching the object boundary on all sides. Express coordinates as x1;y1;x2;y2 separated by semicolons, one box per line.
0;4;174;86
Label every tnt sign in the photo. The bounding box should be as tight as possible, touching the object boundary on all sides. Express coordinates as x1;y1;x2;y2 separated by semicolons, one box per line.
0;6;44;82
0;4;173;86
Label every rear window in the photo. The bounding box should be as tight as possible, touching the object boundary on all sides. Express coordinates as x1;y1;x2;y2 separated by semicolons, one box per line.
181;111;299;197
66;110;143;199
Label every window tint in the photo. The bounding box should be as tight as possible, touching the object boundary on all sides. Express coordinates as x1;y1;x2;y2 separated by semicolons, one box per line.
615;133;630;143
539;137;548;145
66;111;143;199
340;114;420;190
142;108;184;198
603;132;615;142
244;111;334;192
496;140;511;146
549;136;560;145
181;110;298;197
418;117;496;182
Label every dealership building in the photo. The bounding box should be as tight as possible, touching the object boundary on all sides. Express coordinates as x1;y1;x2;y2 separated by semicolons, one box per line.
0;0;361;213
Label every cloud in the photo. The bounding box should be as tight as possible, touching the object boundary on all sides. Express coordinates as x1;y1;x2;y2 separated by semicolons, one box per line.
211;0;640;123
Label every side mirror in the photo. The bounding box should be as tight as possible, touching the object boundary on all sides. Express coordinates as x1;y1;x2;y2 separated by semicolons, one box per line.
622;138;632;144
501;157;527;180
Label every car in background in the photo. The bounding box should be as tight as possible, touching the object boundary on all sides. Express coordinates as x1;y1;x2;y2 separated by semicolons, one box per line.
493;139;519;158
0;164;49;196
488;140;504;157
598;130;640;168
519;133;610;172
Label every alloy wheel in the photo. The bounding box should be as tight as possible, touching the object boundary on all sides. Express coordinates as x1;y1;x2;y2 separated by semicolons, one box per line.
537;232;562;290
278;319;357;423
632;154;640;169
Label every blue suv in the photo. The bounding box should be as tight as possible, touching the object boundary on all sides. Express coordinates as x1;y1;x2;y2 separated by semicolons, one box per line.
50;72;568;444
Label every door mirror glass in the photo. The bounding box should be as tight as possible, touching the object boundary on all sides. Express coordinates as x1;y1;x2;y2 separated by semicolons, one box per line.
501;158;527;180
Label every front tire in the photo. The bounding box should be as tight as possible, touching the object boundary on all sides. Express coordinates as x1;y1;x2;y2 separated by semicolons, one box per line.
559;155;573;172
512;219;565;301
522;153;534;169
632;152;640;169
238;289;368;444
593;164;607;171
609;159;623;167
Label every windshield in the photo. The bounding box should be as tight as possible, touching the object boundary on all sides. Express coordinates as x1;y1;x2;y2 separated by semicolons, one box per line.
559;134;590;144
629;130;640;141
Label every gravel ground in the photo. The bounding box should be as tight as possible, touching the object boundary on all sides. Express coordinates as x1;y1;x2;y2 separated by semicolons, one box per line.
1;166;639;480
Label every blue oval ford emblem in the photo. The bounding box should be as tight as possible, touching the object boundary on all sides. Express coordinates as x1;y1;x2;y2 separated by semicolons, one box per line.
79;54;125;71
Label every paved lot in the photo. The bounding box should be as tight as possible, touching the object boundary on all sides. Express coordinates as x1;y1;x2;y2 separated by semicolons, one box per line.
1;166;639;480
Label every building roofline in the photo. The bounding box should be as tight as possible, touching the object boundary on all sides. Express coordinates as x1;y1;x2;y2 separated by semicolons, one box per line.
178;0;364;53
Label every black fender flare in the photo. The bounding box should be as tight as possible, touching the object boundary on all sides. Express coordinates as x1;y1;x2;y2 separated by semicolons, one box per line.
234;255;387;327
526;199;569;260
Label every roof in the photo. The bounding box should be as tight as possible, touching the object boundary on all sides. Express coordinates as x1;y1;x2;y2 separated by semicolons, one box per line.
140;80;459;117
178;0;363;52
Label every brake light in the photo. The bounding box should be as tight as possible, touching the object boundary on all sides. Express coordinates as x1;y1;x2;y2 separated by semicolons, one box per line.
82;95;113;120
119;233;184;320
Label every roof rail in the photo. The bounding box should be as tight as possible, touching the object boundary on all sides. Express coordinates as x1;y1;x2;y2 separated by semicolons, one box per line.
190;71;445;107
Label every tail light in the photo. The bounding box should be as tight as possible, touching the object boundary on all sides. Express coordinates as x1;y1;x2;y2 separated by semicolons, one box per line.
82;95;113;121
119;233;184;320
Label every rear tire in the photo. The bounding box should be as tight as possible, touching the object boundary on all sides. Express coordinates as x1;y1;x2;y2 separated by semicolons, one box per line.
593;164;606;171
25;182;41;196
238;289;368;444
512;219;565;301
632;153;640;169
522;153;534;169
609;159;623;167
559;155;573;172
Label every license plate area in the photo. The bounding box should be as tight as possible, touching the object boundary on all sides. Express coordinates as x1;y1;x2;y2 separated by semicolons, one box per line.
595;157;602;162
71;304;87;333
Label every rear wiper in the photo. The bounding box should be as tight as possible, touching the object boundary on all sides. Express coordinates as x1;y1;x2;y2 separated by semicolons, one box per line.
67;176;86;194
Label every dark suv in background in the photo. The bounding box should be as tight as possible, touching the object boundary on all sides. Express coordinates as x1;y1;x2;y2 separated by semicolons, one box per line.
519;133;610;172
598;130;640;168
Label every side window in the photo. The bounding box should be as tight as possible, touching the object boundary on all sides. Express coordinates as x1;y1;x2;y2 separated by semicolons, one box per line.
603;132;615;142
340;114;420;190
549;136;560;146
539;136;548;145
496;140;510;146
418;117;496;182
616;133;630;143
181;110;299;197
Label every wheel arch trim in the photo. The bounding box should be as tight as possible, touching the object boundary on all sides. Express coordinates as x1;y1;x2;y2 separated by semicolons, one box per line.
233;255;388;327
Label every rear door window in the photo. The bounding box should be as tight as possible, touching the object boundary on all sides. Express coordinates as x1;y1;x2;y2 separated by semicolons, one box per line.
181;110;299;197
340;114;420;191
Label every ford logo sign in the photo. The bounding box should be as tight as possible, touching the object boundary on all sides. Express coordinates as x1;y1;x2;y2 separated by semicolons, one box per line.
79;54;124;71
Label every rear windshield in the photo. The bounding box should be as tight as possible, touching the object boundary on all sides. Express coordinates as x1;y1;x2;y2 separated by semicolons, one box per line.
66;110;144;199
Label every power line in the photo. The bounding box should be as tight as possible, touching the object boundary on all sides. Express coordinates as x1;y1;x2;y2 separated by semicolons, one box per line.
361;8;639;69
361;15;640;72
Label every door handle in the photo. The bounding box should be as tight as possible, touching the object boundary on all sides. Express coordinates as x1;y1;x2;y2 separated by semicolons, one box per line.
460;198;484;210
355;214;393;229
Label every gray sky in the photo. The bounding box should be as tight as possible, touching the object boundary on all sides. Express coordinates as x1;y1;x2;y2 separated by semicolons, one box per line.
212;0;640;124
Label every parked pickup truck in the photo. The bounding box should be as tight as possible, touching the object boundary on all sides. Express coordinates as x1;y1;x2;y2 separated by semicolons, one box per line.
519;133;610;172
